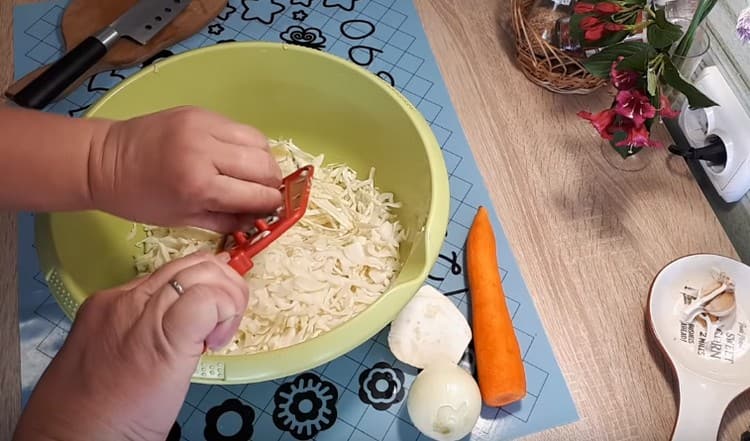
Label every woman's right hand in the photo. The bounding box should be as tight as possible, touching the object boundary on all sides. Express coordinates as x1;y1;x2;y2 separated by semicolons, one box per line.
14;251;248;441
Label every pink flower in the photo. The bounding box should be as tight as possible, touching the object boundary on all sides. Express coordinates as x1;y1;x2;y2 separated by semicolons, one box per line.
595;2;622;14
615;124;663;148
610;57;639;90
585;23;607;41
615;89;656;127
574;2;596;13
579;16;623;41
580;16;602;29
659;95;680;119
580;15;626;41
578;109;618;140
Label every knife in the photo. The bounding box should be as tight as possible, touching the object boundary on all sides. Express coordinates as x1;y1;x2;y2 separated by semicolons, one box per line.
12;0;193;110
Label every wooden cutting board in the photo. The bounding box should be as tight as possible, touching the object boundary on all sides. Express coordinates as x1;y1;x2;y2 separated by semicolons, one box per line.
6;0;227;102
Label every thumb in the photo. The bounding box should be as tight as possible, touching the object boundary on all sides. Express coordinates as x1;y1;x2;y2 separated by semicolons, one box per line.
161;284;242;355
205;314;243;351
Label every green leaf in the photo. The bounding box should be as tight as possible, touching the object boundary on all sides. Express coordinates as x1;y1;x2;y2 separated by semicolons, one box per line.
617;45;656;72
582;42;652;78
647;9;684;49
674;0;718;57
590;30;632;48
620;0;647;6
652;7;674;28
661;58;718;108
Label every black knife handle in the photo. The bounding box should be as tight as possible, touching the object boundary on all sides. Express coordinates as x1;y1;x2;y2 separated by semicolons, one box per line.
13;36;108;110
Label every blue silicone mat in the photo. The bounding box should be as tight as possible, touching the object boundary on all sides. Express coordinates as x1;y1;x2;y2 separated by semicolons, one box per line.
13;1;579;439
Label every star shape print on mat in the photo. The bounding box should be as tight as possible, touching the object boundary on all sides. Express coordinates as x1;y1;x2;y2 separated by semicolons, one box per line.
208;23;225;35
292;10;308;21
217;2;237;20
322;0;360;11
290;0;313;6
241;0;285;25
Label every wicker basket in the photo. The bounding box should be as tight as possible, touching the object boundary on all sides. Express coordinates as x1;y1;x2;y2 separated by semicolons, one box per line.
511;0;606;94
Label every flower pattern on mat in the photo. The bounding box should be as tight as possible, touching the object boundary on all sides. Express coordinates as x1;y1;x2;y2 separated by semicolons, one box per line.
273;373;338;440
204;398;255;441
166;422;181;441
358;362;405;410
280;25;327;50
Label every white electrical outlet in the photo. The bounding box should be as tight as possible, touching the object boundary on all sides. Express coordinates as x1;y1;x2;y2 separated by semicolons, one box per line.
678;66;750;203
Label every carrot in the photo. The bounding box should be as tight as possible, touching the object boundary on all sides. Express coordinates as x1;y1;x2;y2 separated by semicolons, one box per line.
466;206;526;407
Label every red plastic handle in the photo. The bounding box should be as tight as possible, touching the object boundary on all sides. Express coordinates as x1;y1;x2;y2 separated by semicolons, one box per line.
224;165;314;275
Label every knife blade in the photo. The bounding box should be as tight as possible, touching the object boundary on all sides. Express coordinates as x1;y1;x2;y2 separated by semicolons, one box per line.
12;0;193;110
108;0;192;45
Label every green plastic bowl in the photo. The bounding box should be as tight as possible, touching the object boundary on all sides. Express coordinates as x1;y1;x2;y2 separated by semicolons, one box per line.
35;42;450;384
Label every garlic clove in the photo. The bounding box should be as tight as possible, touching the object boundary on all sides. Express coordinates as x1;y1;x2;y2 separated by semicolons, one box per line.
698;280;723;298
704;291;736;317
679;283;728;323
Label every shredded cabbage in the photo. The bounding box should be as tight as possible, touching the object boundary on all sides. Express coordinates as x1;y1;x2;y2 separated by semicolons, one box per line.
132;139;405;355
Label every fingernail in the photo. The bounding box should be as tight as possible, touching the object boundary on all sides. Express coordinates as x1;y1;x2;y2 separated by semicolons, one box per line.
217;252;231;263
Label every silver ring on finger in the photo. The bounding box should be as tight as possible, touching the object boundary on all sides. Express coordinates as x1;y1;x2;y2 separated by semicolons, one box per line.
168;279;185;296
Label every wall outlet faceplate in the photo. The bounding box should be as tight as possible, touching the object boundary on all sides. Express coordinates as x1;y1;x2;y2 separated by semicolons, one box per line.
679;66;750;203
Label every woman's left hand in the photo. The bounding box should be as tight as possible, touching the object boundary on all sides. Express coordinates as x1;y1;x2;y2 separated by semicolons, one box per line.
89;106;284;233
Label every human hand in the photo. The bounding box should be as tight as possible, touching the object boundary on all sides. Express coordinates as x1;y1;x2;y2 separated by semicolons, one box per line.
13;252;249;441
89;106;283;232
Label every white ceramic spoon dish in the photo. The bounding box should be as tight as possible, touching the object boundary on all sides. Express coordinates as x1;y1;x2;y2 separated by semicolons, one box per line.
648;254;750;441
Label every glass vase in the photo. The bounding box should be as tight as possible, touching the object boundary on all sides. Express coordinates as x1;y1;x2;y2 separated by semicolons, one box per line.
600;141;653;172
663;0;701;21
671;18;711;80
664;18;712;109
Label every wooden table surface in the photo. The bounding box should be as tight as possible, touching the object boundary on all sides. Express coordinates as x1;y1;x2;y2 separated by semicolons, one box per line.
1;0;749;439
